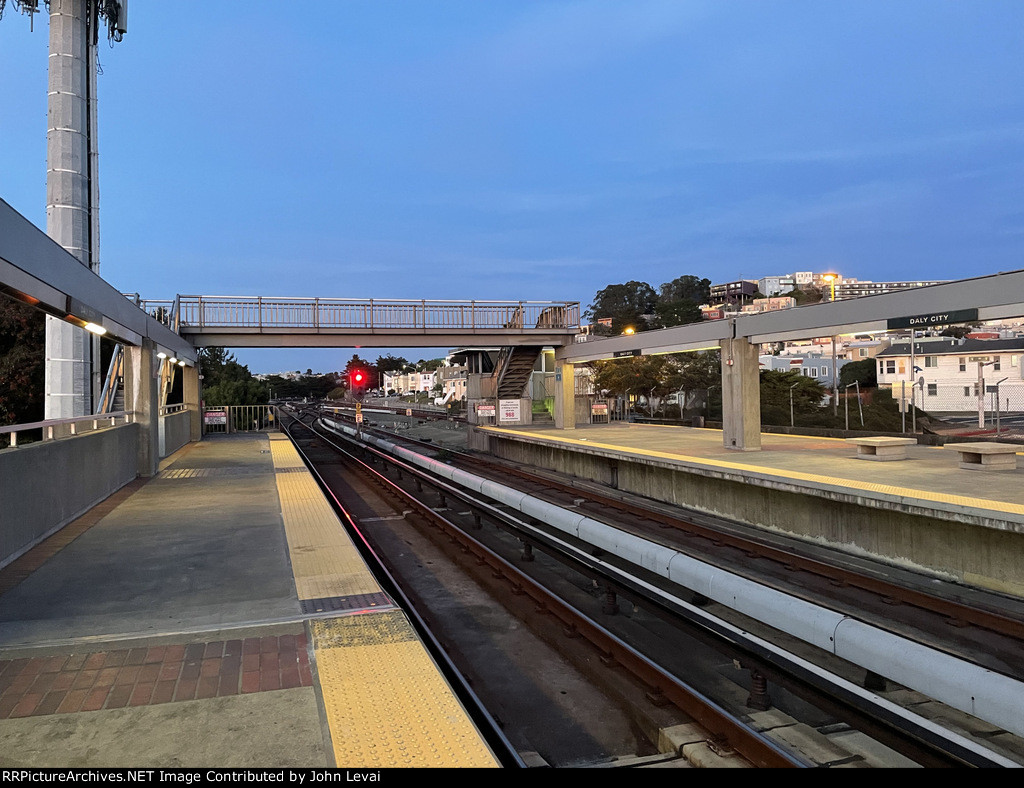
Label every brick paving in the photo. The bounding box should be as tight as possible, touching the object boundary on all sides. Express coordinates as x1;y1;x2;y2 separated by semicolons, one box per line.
0;634;312;719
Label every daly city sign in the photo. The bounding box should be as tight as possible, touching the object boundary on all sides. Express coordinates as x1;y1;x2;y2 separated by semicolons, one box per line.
887;308;978;329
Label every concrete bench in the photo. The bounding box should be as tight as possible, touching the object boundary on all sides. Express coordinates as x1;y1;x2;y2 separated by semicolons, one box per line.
945;442;1023;471
845;436;918;461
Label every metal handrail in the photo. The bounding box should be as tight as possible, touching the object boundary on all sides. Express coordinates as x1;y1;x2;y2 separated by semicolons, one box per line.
97;344;124;414
167;296;581;331
0;411;135;447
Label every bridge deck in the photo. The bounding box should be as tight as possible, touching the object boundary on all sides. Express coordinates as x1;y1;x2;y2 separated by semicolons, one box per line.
0;433;498;768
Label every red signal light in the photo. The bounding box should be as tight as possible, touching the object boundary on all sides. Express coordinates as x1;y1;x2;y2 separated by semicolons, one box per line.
351;370;365;385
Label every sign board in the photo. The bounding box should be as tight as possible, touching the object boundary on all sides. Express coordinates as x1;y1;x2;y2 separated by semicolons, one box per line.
498;399;521;422
355;403;362;413
204;410;226;425
406;409;412;416
591;403;608;415
968;356;991;363
476;404;496;417
887;308;978;329
613;349;641;358
355;413;363;424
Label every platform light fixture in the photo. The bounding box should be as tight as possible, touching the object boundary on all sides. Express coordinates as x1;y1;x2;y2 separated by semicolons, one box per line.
83;322;108;336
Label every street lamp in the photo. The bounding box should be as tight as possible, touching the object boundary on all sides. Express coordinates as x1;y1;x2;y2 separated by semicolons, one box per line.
822;273;837;302
822;274;839;413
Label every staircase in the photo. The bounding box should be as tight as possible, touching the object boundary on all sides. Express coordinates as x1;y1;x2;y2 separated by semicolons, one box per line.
496;346;542;399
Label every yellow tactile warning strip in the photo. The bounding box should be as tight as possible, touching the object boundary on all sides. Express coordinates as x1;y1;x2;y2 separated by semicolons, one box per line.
311;614;499;768
479;426;1024;517
268;433;499;768
269;433;383;600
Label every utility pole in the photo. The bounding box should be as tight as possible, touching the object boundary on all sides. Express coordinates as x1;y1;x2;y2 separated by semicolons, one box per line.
4;0;127;417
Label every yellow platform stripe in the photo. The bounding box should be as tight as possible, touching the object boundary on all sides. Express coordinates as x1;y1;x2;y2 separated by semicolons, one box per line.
269;433;500;768
480;427;1024;517
269;433;382;600
312;614;499;768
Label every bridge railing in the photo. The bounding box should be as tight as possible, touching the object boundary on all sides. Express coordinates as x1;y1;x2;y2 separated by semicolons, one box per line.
168;297;579;331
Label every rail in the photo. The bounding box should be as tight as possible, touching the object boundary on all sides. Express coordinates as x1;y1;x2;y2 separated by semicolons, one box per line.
202;405;278;434
0;411;135;447
146;297;579;332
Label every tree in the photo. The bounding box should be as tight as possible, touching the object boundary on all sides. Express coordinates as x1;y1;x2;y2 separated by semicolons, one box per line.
593;356;673;415
839;359;877;389
939;324;980;339
664;351;721;392
653;298;703;328
198;348;268;406
759;369;827;425
658;275;710;305
416;358;445;372
585;281;657;335
0;297;45;430
781;287;823;306
374;354;409;375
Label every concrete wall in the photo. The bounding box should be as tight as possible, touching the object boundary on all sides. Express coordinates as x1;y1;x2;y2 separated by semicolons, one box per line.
159;410;192;459
477;431;1024;597
0;424;138;568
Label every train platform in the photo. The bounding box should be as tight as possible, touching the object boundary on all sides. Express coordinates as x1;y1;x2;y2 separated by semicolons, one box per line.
0;433;500;769
475;422;1024;596
478;423;1024;519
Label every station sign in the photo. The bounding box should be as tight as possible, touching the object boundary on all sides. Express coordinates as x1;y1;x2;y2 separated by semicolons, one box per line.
887;308;977;329
613;349;641;358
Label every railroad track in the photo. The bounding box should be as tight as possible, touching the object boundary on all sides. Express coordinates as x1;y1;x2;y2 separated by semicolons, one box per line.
285;407;1023;767
332;406;1024;674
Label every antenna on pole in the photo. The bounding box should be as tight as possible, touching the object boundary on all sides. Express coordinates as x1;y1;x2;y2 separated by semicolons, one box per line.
1;1;126;40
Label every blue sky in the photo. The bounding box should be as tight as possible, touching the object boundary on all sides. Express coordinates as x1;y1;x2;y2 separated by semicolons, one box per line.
3;1;1023;373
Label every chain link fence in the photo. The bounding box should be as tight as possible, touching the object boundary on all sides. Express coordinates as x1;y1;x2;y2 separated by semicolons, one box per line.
910;380;1024;439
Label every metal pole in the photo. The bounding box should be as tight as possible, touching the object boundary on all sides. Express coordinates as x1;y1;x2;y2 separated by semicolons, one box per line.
790;382;798;427
901;382;906;434
977;362;985;429
995;378;1007;436
856;381;863;426
832;336;838;415
45;0;96;418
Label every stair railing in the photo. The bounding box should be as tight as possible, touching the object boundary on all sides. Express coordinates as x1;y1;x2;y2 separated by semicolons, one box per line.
97;344;124;414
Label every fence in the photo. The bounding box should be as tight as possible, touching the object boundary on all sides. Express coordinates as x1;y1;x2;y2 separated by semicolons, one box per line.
147;297;580;332
0;412;135;448
904;379;1024;439
202;406;278;434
